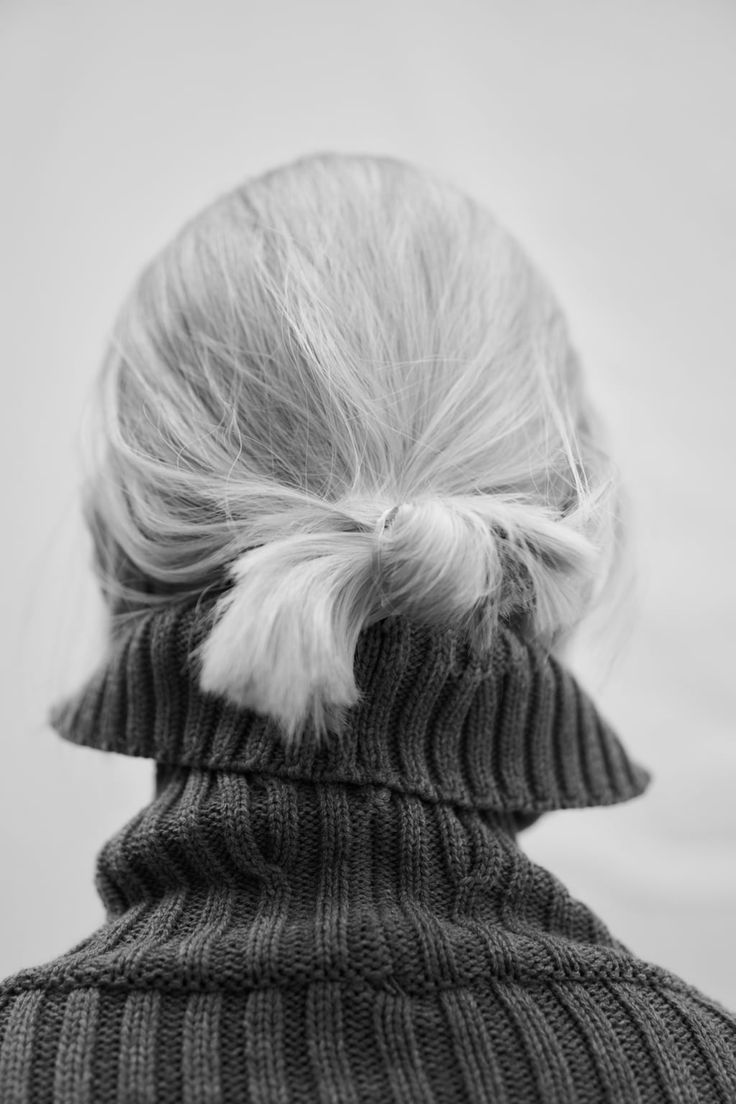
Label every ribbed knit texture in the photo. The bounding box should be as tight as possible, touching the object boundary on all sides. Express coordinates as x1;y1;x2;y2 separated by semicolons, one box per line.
1;601;735;1102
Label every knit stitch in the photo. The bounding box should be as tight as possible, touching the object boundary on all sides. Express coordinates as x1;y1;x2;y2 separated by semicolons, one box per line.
1;601;734;1102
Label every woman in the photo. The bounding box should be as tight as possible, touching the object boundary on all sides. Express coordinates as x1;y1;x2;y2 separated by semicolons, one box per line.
1;152;733;1102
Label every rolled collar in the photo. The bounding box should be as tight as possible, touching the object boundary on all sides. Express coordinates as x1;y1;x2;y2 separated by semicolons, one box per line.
49;601;650;813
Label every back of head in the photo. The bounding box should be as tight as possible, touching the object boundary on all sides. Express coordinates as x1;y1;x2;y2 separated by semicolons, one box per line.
84;151;625;744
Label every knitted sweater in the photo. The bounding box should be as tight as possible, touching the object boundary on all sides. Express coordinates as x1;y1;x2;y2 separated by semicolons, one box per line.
1;602;735;1103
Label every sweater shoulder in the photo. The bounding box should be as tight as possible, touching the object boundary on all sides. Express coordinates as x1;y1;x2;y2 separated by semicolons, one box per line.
1;974;735;1104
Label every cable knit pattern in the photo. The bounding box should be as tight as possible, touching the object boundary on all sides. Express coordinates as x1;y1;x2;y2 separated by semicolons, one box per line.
1;601;734;1102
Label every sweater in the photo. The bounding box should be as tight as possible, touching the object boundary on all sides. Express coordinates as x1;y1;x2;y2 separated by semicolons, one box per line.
1;600;735;1103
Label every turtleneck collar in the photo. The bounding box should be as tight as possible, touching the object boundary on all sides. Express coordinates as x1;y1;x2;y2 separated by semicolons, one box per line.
49;600;650;814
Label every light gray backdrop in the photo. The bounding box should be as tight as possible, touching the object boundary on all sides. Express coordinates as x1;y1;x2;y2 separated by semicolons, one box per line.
1;0;734;1008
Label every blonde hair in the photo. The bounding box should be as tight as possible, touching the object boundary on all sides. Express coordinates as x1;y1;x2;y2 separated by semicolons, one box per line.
84;152;627;745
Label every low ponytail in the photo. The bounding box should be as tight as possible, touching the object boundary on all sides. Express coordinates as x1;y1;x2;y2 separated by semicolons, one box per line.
197;493;600;745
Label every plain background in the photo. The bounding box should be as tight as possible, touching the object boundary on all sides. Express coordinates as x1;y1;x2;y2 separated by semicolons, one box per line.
1;0;734;1008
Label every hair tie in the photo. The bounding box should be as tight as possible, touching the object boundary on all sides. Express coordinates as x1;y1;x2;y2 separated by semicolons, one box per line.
373;503;405;615
377;504;401;534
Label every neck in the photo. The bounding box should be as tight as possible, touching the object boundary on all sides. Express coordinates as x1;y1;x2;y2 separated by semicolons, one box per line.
19;600;657;996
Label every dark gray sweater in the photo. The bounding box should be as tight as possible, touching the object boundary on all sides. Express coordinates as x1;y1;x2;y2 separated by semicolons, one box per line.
1;601;735;1102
